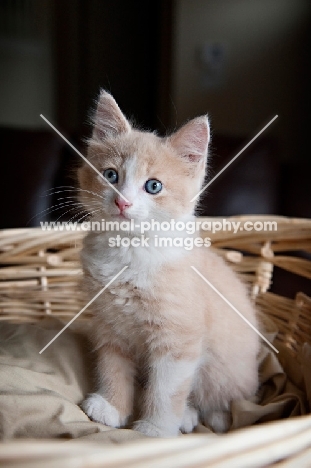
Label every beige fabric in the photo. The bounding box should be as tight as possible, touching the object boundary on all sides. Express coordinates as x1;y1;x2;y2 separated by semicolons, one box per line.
0;318;309;442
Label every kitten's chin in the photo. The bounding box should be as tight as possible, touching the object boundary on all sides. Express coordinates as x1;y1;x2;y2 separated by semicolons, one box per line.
111;213;130;220
98;212;132;221
113;212;148;223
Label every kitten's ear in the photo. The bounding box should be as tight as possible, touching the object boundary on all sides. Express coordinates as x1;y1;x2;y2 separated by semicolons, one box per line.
169;116;210;166
92;90;131;141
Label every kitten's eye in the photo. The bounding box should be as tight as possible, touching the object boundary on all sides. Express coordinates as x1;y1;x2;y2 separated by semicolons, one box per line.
103;168;118;184
144;179;162;195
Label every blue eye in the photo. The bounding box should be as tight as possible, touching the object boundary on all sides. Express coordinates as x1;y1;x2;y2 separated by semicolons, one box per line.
145;179;162;194
103;168;118;184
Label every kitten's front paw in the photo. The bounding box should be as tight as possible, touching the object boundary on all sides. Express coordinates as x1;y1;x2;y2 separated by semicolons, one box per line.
133;420;178;438
81;393;124;427
180;406;198;433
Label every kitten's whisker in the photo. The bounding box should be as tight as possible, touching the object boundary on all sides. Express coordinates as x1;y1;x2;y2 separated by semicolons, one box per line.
27;200;83;225
40;199;98;222
74;198;103;210
54;200;101;223
70;187;105;199
56;196;102;208
68;209;101;225
67;209;88;223
64;199;103;222
54;207;82;223
53;202;95;223
43;187;104;200
76;209;101;224
66;205;97;223
45;202;86;221
41;185;77;196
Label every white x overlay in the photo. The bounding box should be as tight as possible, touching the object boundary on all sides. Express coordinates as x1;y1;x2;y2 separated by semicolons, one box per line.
40;114;129;203
39;113;279;355
191;266;278;353
39;266;128;354
190;115;278;202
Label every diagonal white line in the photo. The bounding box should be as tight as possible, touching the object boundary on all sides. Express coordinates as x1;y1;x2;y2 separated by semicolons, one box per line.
190;115;278;202
191;266;279;353
39;266;128;354
40;114;129;203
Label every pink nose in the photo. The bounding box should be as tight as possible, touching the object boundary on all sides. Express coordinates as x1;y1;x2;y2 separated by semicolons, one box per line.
115;197;132;212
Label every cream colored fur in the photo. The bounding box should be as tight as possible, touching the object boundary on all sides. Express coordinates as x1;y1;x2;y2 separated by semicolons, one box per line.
80;90;260;437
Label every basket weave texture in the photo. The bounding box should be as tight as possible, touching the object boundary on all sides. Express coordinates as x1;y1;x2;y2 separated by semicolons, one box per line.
1;215;310;356
0;215;311;467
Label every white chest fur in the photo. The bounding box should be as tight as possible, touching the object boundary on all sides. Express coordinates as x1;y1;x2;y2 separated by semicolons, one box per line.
81;230;190;290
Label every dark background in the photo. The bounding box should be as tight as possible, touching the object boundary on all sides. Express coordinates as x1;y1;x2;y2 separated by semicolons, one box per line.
0;0;310;229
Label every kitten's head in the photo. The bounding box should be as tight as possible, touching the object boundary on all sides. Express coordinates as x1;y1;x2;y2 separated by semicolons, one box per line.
78;90;210;224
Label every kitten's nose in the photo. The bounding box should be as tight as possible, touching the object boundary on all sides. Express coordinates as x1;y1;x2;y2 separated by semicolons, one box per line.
115;197;132;212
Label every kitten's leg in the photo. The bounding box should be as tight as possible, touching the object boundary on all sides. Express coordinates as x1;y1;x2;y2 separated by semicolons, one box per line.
180;404;199;434
82;344;135;428
133;354;199;437
202;409;231;433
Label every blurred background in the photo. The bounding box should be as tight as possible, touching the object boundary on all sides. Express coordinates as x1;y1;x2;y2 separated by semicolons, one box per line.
0;0;310;230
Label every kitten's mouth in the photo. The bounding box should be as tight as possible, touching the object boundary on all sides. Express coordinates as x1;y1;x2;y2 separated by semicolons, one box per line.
112;213;130;220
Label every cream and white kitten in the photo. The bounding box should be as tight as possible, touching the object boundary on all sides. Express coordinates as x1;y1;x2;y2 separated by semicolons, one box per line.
79;90;260;437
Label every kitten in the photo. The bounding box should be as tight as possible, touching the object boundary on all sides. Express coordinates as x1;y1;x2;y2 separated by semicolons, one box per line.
79;90;260;437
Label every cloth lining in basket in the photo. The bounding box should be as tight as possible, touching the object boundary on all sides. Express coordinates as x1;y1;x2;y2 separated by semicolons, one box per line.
0;317;309;442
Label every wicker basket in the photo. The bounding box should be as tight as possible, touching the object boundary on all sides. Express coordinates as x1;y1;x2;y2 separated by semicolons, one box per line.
0;215;311;467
